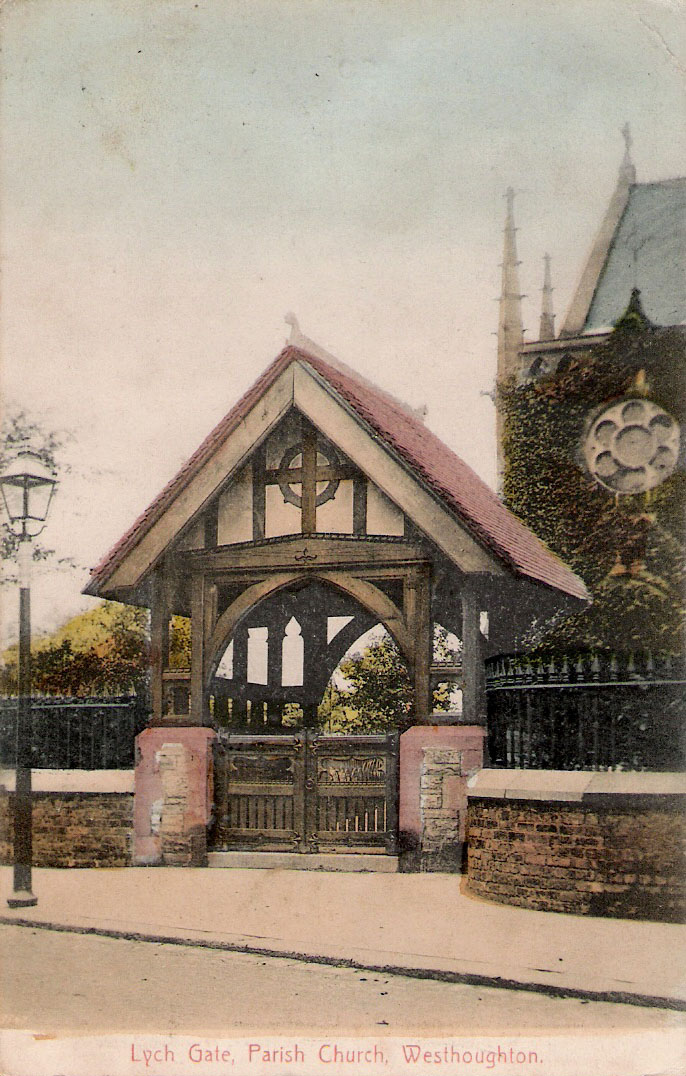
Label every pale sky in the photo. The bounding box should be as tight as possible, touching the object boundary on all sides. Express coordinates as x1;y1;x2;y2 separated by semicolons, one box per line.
1;0;685;640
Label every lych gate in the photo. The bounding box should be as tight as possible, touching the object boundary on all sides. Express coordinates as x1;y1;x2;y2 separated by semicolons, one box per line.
85;329;587;867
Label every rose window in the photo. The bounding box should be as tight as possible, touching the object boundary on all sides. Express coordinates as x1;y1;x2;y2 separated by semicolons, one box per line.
583;398;680;494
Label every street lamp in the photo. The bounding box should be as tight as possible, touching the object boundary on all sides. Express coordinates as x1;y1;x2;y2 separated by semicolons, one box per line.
1;450;57;908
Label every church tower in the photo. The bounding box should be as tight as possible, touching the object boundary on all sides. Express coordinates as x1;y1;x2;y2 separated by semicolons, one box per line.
494;129;686;657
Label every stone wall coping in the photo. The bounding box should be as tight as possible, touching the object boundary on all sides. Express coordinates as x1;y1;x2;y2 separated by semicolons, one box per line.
0;769;134;794
467;768;686;802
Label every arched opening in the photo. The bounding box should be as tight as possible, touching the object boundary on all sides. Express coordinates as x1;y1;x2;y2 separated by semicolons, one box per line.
281;617;304;687
319;621;463;734
247;627;268;685
207;577;412;733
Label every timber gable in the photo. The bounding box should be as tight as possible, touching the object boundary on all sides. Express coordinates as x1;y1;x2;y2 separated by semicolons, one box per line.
86;344;587;604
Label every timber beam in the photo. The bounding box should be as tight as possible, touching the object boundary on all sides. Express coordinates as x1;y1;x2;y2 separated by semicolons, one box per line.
181;535;430;573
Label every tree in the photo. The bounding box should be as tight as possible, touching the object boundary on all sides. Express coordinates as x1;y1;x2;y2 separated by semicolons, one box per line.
0;601;151;696
0;405;190;694
317;625;460;732
318;635;412;732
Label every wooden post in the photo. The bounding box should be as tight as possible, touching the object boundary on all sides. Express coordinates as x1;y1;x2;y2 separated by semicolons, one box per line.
252;444;266;541
302;608;327;727
301;422;317;534
266;615;285;688
203;499;219;549
352;475;367;536
267;616;285;728
190;572;207;725
149;569;170;725
461;579;486;726
231;628;249;727
405;566;432;723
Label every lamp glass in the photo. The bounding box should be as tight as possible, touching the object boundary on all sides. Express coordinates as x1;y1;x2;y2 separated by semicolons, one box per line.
25;475;56;522
0;451;57;531
0;478;26;522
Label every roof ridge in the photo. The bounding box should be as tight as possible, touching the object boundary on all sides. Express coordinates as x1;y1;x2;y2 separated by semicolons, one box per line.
298;349;588;600
632;176;686;189
292;337;427;422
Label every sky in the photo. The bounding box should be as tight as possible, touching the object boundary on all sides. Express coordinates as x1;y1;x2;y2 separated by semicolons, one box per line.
1;0;685;642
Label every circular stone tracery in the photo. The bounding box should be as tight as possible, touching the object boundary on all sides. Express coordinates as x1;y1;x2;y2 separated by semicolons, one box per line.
277;442;341;507
583;398;680;494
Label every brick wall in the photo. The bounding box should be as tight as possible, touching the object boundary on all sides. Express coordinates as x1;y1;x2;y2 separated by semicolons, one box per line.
0;792;133;868
467;795;686;923
0;772;134;868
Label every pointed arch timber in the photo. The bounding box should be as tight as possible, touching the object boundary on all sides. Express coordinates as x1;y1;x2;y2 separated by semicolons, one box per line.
205;570;412;685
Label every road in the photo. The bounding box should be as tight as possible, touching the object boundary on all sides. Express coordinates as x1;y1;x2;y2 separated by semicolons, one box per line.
1;924;681;1034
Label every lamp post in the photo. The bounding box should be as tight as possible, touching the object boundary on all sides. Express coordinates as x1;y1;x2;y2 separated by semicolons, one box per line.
0;450;57;908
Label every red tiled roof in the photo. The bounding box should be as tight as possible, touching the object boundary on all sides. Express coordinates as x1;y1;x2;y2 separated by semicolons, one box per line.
86;344;588;601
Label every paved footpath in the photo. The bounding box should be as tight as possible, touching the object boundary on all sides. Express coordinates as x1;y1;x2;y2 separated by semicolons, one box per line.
1;866;684;1009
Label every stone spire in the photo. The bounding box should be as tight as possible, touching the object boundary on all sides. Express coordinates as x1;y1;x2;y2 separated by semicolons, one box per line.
496;188;524;493
496;187;525;383
538;253;555;340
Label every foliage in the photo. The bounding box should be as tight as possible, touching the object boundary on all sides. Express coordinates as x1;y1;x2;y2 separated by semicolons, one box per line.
0;601;151;696
499;321;686;655
169;616;191;669
318;635;412;732
318;625;461;732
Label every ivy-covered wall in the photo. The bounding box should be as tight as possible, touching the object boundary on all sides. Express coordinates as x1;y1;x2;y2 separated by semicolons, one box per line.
499;318;686;655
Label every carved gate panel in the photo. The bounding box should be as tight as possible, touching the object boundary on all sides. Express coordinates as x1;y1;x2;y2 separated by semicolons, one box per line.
305;733;398;854
211;734;305;852
211;731;398;854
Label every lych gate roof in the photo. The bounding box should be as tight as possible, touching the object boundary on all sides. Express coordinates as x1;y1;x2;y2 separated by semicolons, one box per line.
86;342;588;602
585;178;686;332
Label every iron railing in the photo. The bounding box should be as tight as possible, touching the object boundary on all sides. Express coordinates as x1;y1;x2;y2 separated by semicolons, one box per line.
0;695;148;770
485;652;686;772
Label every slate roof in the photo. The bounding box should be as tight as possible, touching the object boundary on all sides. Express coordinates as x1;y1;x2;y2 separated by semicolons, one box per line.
86;344;588;601
585;179;686;331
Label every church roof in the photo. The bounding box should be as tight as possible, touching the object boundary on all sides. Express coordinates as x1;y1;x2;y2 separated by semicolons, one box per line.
584;178;686;332
86;342;588;602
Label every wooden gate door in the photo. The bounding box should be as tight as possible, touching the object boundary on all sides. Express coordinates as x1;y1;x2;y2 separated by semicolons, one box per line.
211;731;398;855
